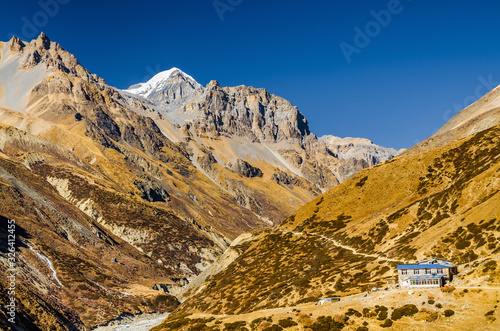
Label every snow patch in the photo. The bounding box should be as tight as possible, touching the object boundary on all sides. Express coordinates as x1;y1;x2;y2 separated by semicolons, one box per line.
124;67;199;97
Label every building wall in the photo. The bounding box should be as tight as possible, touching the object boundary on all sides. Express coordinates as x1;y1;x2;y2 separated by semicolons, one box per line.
398;267;454;287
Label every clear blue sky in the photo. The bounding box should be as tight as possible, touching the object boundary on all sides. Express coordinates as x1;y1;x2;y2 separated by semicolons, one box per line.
3;0;500;149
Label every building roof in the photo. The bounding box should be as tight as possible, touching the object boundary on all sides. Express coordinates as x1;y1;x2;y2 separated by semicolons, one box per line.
396;264;454;270
408;274;445;280
417;257;454;266
316;297;340;305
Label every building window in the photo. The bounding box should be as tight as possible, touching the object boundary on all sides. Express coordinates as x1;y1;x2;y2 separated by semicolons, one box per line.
414;269;420;275
401;270;407;275
437;268;443;274
426;269;432;274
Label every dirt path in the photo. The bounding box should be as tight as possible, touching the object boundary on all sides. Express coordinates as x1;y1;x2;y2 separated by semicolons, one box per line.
456;286;500;290
289;231;407;263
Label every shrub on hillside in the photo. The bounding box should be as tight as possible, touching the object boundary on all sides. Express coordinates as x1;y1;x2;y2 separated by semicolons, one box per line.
435;303;443;309
425;312;440;322
485;310;496;321
356;327;369;331
278;318;298;328
346;308;362;317
297;313;313;326
377;310;388;320
333;314;347;324
362;307;376;318
455;239;471;249
263;325;283;331
250;317;266;329
441;286;455;293
224;321;247;331
428;299;435;305
380;319;393;327
309;316;345;331
391;304;419;320
443;309;455;317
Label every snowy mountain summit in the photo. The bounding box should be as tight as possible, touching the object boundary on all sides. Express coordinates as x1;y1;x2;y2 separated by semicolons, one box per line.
124;67;203;103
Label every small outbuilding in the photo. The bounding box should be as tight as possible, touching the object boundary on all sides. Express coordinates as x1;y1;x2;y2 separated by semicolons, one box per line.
315;297;340;305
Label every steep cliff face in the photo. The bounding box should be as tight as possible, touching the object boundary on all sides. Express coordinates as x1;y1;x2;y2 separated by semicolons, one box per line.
320;135;402;182
124;67;398;197
186;81;311;143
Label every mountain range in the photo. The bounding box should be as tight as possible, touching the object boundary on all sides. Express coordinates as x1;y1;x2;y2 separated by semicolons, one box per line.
0;33;400;330
164;54;500;330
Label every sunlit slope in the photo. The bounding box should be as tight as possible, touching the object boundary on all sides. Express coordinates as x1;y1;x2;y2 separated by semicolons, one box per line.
176;123;500;316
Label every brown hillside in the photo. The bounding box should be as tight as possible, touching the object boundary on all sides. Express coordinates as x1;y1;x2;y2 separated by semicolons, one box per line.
175;123;500;317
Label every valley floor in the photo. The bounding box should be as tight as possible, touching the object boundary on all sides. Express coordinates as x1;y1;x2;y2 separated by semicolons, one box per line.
91;312;170;331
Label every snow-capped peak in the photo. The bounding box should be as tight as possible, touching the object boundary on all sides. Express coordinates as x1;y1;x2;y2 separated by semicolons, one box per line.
124;67;201;98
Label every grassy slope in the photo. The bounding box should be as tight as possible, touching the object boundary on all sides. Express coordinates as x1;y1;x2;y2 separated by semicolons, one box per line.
173;124;500;319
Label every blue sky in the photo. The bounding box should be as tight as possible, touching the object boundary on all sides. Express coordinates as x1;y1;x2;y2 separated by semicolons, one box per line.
3;0;500;149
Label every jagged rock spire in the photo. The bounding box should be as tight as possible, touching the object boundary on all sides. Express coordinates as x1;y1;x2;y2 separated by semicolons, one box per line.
35;32;51;50
207;80;221;89
8;35;25;52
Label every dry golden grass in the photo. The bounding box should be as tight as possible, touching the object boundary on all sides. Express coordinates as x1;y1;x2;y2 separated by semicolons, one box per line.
158;287;500;330
176;124;500;320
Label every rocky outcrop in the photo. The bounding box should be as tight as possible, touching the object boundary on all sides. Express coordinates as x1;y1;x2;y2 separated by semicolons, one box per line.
125;68;203;105
10;33;106;86
272;169;302;186
8;35;25;52
153;277;190;296
197;152;218;170
320;135;399;165
134;178;170;202
185;82;311;143
228;159;263;178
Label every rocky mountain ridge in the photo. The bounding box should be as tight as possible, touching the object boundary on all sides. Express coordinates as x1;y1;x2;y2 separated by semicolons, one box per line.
123;67;399;188
173;75;500;323
124;67;203;104
0;33;398;330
